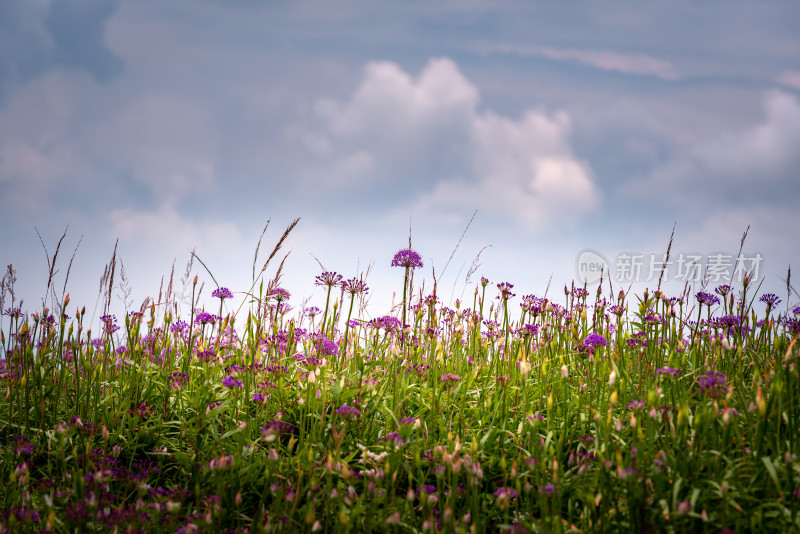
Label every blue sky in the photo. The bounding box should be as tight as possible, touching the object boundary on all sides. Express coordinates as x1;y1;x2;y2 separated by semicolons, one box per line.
2;0;799;323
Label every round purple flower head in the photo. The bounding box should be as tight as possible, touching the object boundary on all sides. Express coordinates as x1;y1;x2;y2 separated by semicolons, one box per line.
342;277;369;295
497;282;515;300
583;333;607;347
212;287;234;300
269;288;291;302
695;291;720;307
759;293;781;308
391;249;423;270
315;271;343;288
714;285;732;297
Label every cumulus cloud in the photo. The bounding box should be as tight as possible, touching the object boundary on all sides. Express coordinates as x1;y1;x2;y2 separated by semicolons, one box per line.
297;57;600;230
473;42;679;80
625;90;800;206
109;203;246;260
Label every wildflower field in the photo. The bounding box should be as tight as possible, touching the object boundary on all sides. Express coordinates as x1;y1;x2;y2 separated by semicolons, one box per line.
1;232;799;533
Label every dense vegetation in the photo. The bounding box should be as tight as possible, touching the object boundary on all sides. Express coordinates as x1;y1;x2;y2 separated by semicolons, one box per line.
1;241;799;533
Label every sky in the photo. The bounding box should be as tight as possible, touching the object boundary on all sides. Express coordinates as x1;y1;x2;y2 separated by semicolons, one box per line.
1;0;799;326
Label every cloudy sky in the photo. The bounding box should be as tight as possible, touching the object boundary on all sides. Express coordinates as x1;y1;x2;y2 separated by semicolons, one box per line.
2;0;799;323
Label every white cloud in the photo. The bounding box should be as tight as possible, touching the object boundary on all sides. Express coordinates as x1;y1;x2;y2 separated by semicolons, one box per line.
298;57;600;230
108;203;244;254
776;69;800;91
625;90;800;203
473;42;679;80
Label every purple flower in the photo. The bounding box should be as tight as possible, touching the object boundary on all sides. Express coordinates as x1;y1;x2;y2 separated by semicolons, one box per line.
168;372;190;389
251;392;265;402
368;315;403;333
715;284;732;297
315;339;339;358
654;367;683;378
382;432;406;445
440;373;460;384
759;293;781;308
497;282;515;300
211;287;234;300
342;277;369;295
261;421;295;438
626;400;645;411
418;484;437;495
170;320;189;333
696;292;720;307
538;484;558;498
583;333;607;347
696;370;728;398
315;271;343;287
222;375;243;389
494;486;518;500
268;288;291;302
335;403;361;420
196;312;220;325
100;314;120;335
391;249;423;269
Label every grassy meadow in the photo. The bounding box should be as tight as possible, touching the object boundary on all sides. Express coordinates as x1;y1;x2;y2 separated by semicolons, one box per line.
1;227;799;533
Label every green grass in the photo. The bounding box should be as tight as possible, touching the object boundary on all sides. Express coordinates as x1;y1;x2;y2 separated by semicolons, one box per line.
0;255;799;533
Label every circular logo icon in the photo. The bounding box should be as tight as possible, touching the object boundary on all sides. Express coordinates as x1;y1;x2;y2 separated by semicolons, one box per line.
576;250;610;284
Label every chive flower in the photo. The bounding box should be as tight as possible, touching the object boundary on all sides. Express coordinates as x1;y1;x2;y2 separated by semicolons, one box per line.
391;249;423;269
211;287;233;300
583;333;607;347
315;271;343;287
222;375;243;389
759;293;781;308
342;277;369;295
335;404;361;420
695;292;720;307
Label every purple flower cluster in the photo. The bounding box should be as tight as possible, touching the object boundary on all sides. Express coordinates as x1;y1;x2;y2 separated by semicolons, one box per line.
440;373;460;384
195;312;220;325
497;282;515;300
167;372;189;389
654;367;683;378
696;292;721;307
335;404;361;420
391;249;423;269
261;421;295;437
696;370;728;398
406;363;430;377
493;486;518;500
759;293;781;308
222;375;243;389
342;278;369;295
315;271;343;287
583;333;607;347
269;288;291;302
211;287;234;300
368;315;403;332
315;339;339;358
626;400;645;411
